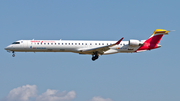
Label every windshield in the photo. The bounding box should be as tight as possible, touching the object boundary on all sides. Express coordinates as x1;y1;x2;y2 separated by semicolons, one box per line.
12;42;20;44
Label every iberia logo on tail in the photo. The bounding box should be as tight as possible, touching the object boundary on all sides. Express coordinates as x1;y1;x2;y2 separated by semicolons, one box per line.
136;29;169;51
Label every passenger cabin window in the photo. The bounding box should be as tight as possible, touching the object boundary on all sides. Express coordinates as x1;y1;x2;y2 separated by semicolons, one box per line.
37;43;39;45
51;43;53;45
48;43;49;45
79;43;80;45
12;42;20;44
44;43;46;45
55;43;56;45
82;43;83;45
75;43;77;45
69;43;70;45
85;43;87;45
99;43;101;45
95;43;97;45
65;43;67;45
90;43;92;45
102;43;104;45
62;43;63;45
72;43;73;45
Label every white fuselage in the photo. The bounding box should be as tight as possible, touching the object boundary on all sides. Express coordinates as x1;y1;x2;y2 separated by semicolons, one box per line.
5;40;142;55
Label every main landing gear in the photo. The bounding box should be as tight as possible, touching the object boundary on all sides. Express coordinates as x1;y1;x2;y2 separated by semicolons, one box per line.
92;52;99;61
12;51;15;57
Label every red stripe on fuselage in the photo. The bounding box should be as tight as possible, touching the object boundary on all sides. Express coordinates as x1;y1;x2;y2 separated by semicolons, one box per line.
136;34;163;51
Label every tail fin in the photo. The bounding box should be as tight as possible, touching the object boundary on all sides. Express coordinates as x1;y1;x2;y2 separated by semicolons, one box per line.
137;29;169;51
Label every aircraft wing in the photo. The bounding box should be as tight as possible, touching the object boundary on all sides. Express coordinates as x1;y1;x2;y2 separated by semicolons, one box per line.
80;37;124;55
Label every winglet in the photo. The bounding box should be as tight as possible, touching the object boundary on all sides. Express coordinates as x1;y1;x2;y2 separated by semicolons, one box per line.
115;37;124;45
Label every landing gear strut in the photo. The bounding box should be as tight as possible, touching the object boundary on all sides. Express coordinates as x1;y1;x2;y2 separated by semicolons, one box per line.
92;52;99;61
12;51;15;57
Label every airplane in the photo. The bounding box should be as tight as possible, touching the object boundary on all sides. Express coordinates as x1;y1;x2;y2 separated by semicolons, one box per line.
5;29;172;61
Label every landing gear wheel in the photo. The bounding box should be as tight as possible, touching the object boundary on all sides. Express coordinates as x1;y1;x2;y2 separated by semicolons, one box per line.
91;52;99;61
12;51;15;57
92;57;96;61
95;55;98;59
12;54;15;57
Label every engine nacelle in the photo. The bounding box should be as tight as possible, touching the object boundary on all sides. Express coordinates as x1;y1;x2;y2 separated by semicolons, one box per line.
129;40;142;46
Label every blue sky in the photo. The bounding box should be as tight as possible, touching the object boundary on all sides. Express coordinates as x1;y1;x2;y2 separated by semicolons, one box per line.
0;0;180;101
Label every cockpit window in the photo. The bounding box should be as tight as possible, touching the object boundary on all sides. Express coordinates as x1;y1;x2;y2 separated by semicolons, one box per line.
12;42;20;44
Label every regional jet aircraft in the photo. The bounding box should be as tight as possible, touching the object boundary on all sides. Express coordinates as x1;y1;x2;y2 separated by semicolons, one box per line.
5;29;172;61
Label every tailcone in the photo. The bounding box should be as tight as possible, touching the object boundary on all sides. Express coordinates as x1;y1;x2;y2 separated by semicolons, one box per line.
157;44;161;48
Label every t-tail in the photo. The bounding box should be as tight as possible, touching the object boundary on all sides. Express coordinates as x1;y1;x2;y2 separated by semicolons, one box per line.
136;29;170;51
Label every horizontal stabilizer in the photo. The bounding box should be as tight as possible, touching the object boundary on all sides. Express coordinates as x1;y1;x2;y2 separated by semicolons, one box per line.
150;29;169;37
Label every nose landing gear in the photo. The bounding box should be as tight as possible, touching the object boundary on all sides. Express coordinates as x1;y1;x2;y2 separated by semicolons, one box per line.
12;51;15;57
92;52;99;61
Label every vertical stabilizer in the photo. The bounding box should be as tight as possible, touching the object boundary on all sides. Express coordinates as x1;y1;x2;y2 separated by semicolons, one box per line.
137;29;169;51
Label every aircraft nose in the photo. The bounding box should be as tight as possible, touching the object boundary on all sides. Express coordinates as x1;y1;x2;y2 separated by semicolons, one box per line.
5;45;12;50
5;46;9;50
